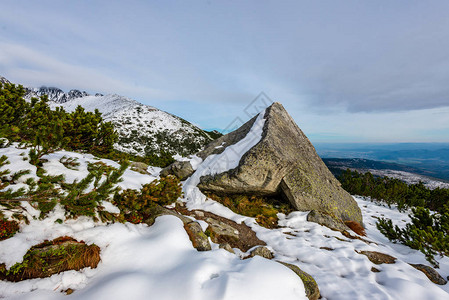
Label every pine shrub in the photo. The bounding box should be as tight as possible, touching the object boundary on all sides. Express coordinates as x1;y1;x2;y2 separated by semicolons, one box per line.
113;176;182;223
377;206;449;267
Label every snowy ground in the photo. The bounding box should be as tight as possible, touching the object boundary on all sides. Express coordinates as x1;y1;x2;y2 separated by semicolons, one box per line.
1;143;449;299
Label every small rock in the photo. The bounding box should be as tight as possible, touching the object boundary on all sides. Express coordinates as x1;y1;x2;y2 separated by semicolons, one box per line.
250;246;274;259
195;211;205;217
357;250;396;265
410;263;447;285
143;204;192;226
160;161;194;180
371;267;381;273
219;243;235;254
130;162;149;174
307;210;348;232
64;288;74;295
184;221;211;251
278;261;320;300
205;217;240;243
319;247;333;251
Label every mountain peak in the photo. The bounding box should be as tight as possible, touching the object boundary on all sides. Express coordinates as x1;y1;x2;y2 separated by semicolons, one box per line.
0;76;11;85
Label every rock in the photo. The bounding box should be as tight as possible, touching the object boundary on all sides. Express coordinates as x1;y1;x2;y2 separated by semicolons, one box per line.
219;243;235;254
371;267;381;273
143;204;192;226
410;264;447;285
160;160;194;180
184;221;211;251
143;205;211;251
307;210;348;231
357;251;396;264
205;217;240;244
278;261;320;300
194;211;266;252
0;237;100;281
249;246;274;259
130;161;149;174
194;102;362;224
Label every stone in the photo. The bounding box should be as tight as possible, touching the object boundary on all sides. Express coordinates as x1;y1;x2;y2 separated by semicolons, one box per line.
130;161;149;174
143;204;192;226
160;160;195;180
357;251;396;265
410;263;447;285
205;217;240;244
307;210;349;232
249;246;274;259
278;261;320;300
184;221;211;251
192;210;266;252
194;102;362;224
219;243;235;254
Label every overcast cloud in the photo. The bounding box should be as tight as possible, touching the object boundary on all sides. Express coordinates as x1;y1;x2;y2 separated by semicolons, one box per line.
1;0;448;142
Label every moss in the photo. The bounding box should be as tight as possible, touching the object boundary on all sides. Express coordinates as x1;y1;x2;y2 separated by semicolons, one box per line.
205;192;294;229
1;237;100;281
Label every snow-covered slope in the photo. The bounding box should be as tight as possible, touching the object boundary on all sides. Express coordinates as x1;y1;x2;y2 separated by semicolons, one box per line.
23;85;214;157
1;145;449;299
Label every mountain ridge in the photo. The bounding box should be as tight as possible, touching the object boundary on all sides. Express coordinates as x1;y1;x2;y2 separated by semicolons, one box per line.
1;76;216;157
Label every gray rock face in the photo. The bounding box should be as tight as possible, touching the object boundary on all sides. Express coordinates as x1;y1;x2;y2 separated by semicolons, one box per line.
197;102;362;224
160;160;194;180
307;210;349;232
410;264;447;285
0;76;11;85
249;246;274;259
184;221;211;251
278;261;320;300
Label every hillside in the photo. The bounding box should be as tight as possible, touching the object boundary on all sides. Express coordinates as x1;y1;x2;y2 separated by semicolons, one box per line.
323;158;449;190
22;84;215;157
1;79;449;299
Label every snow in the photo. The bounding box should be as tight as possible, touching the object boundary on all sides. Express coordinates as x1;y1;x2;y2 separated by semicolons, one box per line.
183;108;266;207
2;142;449;299
0;211;306;300
50;94;212;157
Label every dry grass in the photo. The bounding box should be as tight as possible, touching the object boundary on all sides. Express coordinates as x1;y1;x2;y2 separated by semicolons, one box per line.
345;221;366;236
204;193;294;229
2;236;101;282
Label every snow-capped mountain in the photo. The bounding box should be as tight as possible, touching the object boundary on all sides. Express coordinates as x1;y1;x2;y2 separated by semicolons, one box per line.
20;82;215;157
0;76;10;84
25;87;96;103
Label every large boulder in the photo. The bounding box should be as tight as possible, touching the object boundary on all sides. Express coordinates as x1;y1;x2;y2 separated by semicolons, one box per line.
196;102;362;224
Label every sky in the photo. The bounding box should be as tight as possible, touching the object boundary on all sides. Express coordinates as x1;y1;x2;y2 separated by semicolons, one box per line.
1;0;448;143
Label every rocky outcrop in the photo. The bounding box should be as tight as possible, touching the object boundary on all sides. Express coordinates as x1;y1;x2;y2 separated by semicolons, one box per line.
307;210;349;232
160;160;194;180
410;264;447;285
184;222;211;251
0;76;11;85
357;250;396;264
195;102;362;224
278;261;320;300
249;246;274;259
143;204;211;252
130;161;150;174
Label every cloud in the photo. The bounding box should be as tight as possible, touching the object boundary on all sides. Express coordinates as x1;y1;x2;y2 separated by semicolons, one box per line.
0;43;168;97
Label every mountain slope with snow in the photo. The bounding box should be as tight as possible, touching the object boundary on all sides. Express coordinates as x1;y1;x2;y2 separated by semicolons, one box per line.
1;144;448;299
22;85;214;157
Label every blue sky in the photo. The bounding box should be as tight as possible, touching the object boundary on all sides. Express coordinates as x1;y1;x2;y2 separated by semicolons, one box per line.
1;0;448;143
